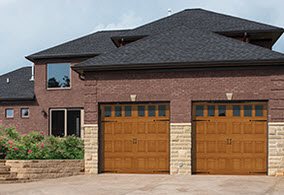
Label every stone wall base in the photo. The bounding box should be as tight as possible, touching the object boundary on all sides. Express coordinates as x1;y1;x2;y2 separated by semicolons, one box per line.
268;122;284;176
5;160;84;180
84;124;99;174
170;123;191;175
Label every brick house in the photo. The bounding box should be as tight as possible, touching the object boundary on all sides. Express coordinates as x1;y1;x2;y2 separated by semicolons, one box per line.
1;8;284;175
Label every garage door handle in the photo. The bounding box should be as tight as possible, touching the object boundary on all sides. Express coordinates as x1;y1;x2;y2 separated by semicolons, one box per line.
153;119;170;122
227;139;232;145
133;138;137;144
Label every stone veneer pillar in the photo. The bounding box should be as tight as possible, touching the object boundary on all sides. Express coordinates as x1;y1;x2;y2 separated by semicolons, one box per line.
268;122;284;176
170;123;192;175
84;124;99;174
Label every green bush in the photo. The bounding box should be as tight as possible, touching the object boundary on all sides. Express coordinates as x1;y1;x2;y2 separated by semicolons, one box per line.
0;126;84;160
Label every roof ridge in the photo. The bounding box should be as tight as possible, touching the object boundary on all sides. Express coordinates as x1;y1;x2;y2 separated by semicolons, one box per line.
185;8;284;31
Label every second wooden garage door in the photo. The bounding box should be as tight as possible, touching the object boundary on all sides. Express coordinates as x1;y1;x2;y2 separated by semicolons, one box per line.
193;102;267;175
101;103;170;173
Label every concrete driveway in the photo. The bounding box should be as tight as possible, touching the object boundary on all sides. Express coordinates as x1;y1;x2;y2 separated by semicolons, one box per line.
0;174;284;195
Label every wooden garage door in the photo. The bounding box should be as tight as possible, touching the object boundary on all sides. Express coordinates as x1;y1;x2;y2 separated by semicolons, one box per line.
101;103;170;173
193;102;267;175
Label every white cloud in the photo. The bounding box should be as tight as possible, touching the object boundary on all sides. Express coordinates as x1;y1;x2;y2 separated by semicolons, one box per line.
93;11;143;32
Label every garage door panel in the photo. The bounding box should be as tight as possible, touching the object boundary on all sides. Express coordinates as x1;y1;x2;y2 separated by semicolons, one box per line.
217;122;227;134
193;102;267;175
102;103;169;173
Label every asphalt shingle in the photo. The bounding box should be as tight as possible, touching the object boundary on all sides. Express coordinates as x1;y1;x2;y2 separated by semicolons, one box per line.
75;26;284;69
0;67;34;101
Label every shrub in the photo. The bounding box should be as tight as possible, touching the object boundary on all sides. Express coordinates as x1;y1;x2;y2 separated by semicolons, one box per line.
0;127;84;160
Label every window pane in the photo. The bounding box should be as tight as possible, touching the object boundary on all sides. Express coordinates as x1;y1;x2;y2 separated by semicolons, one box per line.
218;105;226;116
196;105;204;116
47;63;70;88
233;105;240;116
51;110;65;137
255;105;264;117
115;106;122;117
6;109;14;118
158;105;166;116
125;106;132;117
104;106;111;117
244;105;252;117
148;106;156;117
67;110;80;137
208;105;215;116
138;106;145;117
21;108;29;118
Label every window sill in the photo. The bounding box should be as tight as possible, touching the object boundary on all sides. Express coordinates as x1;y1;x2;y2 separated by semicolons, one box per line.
46;87;72;91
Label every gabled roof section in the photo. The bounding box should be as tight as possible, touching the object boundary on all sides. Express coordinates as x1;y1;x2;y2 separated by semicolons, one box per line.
26;30;130;62
121;8;284;37
74;26;284;72
0;67;34;101
26;9;284;62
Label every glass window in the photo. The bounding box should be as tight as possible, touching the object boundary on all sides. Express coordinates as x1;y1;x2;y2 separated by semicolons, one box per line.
51;110;81;137
255;105;264;117
196;105;204;116
47;63;71;89
5;109;14;118
138;106;145;117
158;105;166;116
51;110;65;137
125;106;132;117
21;108;29;118
218;105;226;116
104;106;112;117
67;110;81;137
148;106;156;117
208;105;215;116
244;105;252;117
233;105;241;116
115;106;122;117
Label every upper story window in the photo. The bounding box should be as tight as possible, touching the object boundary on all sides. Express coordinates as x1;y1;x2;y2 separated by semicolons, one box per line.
47;63;71;89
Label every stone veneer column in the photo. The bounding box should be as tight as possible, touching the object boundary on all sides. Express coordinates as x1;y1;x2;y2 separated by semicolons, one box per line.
170;123;191;175
84;124;99;174
268;122;284;176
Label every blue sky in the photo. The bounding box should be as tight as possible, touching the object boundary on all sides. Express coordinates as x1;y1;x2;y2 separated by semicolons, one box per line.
0;0;283;74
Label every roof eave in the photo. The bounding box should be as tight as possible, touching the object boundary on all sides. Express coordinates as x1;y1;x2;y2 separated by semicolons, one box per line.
25;53;99;63
72;59;284;74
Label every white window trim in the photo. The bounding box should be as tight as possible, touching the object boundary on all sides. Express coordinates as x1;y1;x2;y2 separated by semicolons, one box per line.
49;108;82;137
46;63;72;90
21;108;30;118
5;108;14;119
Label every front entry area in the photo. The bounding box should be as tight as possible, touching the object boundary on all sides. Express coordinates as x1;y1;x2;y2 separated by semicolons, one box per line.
100;103;170;174
192;101;267;175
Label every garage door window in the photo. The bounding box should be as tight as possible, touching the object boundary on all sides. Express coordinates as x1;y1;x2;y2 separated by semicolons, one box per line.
255;105;263;116
125;106;132;117
138;106;145;116
196;105;204;116
233;105;241;116
244;105;252;117
115;106;122;117
158;105;166;116
208;105;215;116
104;106;112;117
148;106;156;117
218;105;226;116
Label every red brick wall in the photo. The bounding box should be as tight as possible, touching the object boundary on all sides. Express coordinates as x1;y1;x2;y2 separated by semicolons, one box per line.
0;102;45;135
0;59;85;135
84;67;284;124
